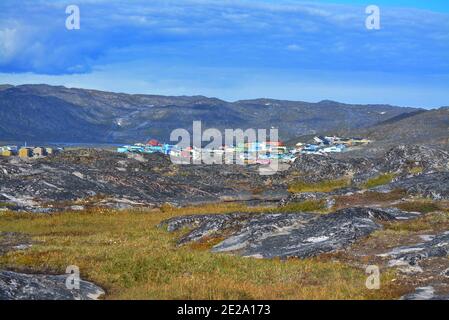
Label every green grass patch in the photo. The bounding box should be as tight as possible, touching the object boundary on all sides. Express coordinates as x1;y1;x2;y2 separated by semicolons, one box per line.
362;190;406;202
0;202;14;208
288;178;351;193
363;173;396;189
276;200;327;213
384;211;449;233
408;167;423;175
395;201;442;214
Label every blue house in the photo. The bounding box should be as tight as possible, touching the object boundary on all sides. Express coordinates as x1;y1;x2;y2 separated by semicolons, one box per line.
303;144;320;152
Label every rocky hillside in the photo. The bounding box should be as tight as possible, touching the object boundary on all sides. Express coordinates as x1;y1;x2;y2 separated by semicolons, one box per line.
356;107;449;151
0;84;420;143
1;144;448;212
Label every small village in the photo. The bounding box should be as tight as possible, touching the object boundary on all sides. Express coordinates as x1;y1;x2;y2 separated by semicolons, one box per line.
116;135;372;164
0;145;60;158
0;136;371;163
0;135;371;163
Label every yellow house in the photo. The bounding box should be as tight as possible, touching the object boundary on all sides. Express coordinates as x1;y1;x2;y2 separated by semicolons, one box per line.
1;150;12;157
19;148;32;158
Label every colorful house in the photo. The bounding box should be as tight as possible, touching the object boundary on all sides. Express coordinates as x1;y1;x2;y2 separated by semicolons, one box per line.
117;146;130;153
33;147;46;157
1;150;12;157
19;148;33;158
146;139;160;146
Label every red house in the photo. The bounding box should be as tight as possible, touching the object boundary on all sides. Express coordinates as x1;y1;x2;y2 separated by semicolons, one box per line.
146;139;160;146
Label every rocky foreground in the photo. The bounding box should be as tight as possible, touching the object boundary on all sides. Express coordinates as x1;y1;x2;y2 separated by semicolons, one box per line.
0;232;105;300
160;207;421;259
0;144;449;299
0;270;105;300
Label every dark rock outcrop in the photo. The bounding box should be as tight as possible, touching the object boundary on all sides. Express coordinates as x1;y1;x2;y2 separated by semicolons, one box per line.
1;144;448;211
376;172;449;200
160;207;421;259
381;145;449;174
287;145;448;185
0;270;105;300
279;187;358;207
0;149;285;211
383;231;449;268
401;286;449;300
282;145;449;207
287;155;378;184
0;232;105;300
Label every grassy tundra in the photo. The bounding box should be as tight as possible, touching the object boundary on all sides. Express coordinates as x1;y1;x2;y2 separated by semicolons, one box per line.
0;203;408;300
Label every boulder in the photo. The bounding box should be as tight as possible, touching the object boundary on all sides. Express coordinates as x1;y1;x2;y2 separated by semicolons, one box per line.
160;207;421;259
0;270;104;300
375;172;449;200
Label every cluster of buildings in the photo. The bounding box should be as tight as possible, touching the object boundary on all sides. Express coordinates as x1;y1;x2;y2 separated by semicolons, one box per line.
117;136;371;163
0;145;59;158
294;136;372;155
117;139;295;164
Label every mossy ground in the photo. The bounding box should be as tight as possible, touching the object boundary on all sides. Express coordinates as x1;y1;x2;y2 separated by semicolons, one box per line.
363;173;397;189
288;178;351;193
277;200;328;213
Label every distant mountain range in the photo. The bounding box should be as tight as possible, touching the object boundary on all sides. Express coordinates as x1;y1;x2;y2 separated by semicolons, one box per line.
0;84;446;146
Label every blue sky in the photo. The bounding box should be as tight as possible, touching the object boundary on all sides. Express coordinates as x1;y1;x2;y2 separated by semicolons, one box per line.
0;0;448;108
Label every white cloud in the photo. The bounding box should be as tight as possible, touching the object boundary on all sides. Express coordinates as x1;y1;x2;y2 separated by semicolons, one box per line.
286;44;303;51
0;28;18;62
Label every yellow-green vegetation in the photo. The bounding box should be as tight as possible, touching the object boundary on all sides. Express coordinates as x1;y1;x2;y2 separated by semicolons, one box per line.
276;200;327;213
288;178;350;193
361;189;406;202
384;211;449;233
363;173;397;189
395;201;442;214
0;204;404;300
408;167;423;175
159;202;273;215
0;202;14;207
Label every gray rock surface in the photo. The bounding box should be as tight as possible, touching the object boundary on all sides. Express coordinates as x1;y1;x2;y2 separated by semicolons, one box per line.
0;270;105;300
382;231;449;268
376;172;449;200
0;232;105;300
287;154;379;184
1;144;448;211
279;187;359;207
381;145;449;174
401;286;449;300
161;207;420;259
0;149;286;211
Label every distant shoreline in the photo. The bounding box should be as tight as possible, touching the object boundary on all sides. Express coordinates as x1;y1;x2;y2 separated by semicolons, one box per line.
0;141;122;148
